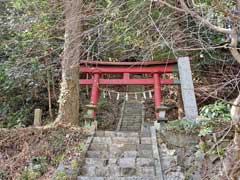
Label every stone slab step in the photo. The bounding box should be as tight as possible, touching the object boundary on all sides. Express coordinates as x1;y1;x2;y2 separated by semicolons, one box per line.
125;103;142;106
121;119;141;121
120;128;141;132
87;150;154;159
84;157;155;167
121;125;141;128
121;122;142;126
120;126;141;129
81;164;156;177
125;102;142;105
140;137;152;144
95;131;139;137
89;143;152;152
89;143;108;151
87;151;109;158
87;151;138;158
78;176;159;180
84;158;136;168
92;137;140;144
141;125;151;137
123;114;141;116
120;125;141;128
120;128;141;131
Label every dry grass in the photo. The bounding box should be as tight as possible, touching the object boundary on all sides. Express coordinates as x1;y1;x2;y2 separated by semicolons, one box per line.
0;125;90;179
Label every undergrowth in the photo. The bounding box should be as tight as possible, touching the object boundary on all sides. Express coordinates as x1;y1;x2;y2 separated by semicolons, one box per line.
0;126;89;179
165;100;232;135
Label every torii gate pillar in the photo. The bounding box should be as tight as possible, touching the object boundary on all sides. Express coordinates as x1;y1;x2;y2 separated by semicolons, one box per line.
153;73;162;119
90;73;100;118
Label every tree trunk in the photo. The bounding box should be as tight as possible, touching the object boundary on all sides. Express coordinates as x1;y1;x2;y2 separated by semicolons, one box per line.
55;0;83;126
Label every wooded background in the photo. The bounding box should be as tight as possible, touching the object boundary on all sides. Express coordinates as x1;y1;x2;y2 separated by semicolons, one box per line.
0;0;239;127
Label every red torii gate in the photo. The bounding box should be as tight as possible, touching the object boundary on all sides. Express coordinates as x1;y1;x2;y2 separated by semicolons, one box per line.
80;59;181;119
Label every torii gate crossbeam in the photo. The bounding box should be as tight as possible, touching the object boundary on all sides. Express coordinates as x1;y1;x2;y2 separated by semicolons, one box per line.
80;57;198;121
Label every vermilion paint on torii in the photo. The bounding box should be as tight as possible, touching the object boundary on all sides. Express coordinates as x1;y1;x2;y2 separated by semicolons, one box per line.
80;60;180;119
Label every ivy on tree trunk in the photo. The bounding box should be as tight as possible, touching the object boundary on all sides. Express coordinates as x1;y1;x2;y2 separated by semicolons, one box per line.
55;0;83;126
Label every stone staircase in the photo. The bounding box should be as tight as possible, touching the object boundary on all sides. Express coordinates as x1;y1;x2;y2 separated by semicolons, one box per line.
77;100;164;179
118;100;143;132
73;100;185;180
78;127;163;180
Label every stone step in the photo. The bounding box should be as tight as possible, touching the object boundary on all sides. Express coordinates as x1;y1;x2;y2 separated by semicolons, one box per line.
112;137;140;144
95;131;139;137
120;125;141;129
123;109;141;111
121;118;142;121
92;137;140;144
140;137;152;144
141;124;151;137
89;143;138;152
120;129;141;132
125;103;142;109
121;121;141;124
89;143;108;151
121;123;141;126
87;151;138;159
81;164;156;177
122;118;142;125
125;102;142;104
86;151;109;158
89;143;152;152
121;122;141;126
121;123;142;126
120;128;141;132
124;111;142;113
138;144;152;151
89;140;152;152
124;109;142;111
84;157;155;167
86;150;154;159
78;176;158;180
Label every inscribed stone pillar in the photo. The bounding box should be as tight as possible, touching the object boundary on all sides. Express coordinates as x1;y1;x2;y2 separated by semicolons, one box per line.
178;57;198;120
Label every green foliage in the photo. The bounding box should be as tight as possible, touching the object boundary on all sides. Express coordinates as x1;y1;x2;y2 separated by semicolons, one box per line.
51;154;65;167
198;126;213;137
0;0;63;128
200;101;231;121
21;156;48;180
0;0;237;129
0;170;8;180
166;119;198;133
71;159;80;177
96;116;104;125
55;171;68;180
198;100;230;136
21;169;40;180
98;98;109;110
166;100;232;137
77;143;84;153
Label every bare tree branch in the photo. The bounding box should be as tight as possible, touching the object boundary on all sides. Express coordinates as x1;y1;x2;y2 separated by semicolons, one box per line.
158;0;185;12
230;28;240;64
159;0;240;65
178;0;231;34
237;0;240;9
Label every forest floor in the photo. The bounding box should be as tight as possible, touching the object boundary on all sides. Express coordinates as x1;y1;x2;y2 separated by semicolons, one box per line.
0;125;90;180
0;121;235;179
